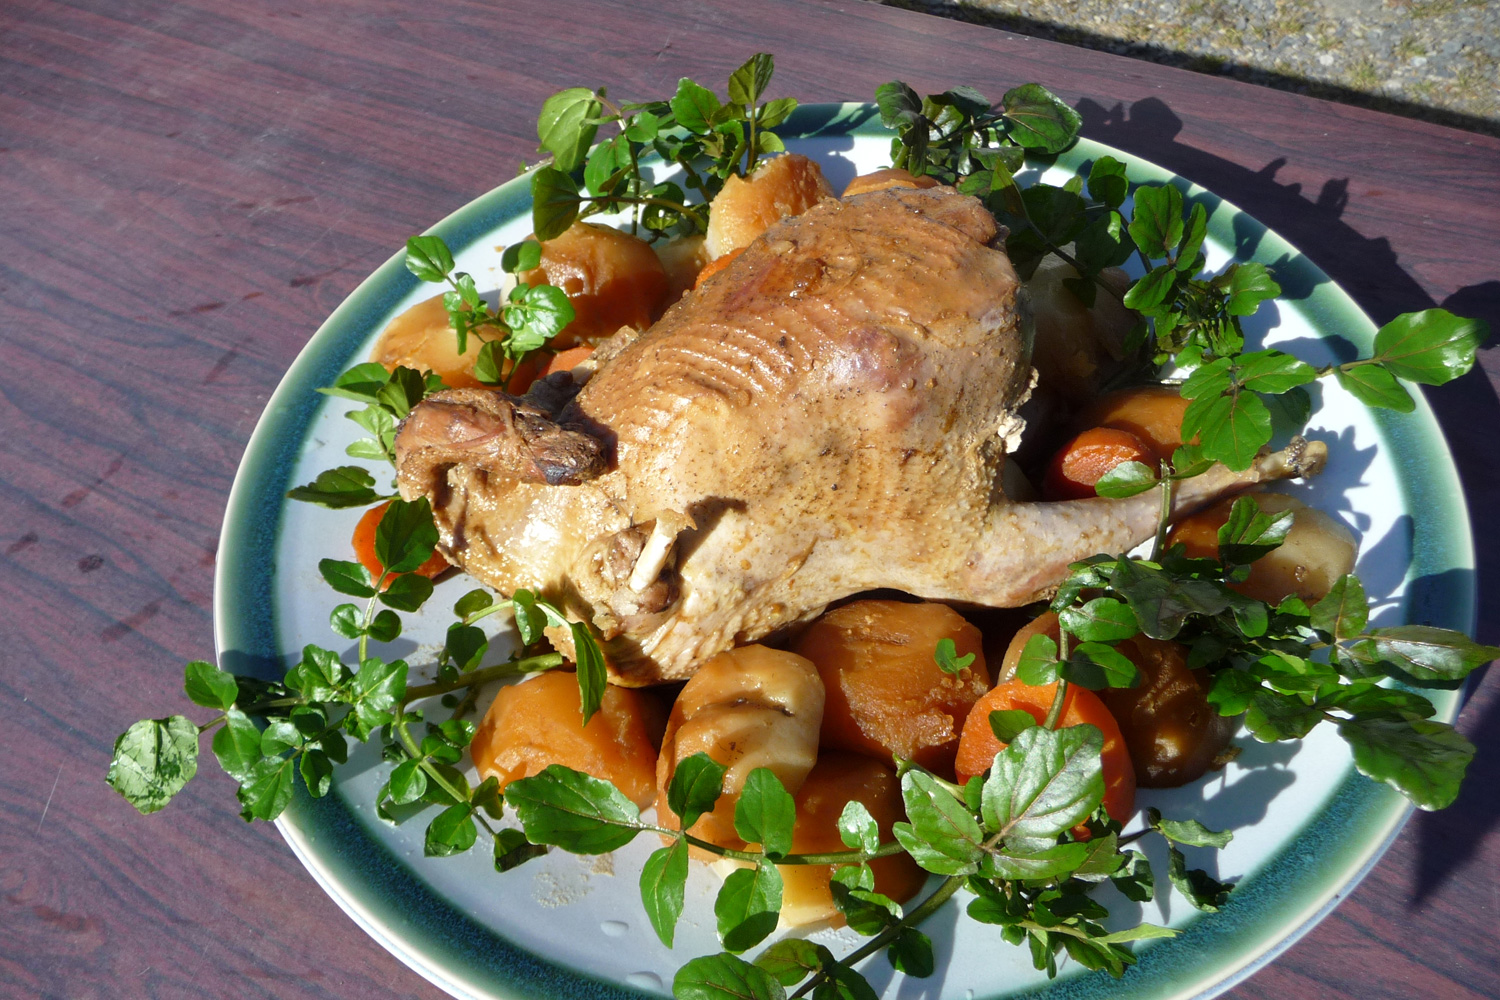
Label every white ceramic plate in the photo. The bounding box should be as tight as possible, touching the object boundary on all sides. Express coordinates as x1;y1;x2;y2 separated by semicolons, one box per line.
214;104;1476;1000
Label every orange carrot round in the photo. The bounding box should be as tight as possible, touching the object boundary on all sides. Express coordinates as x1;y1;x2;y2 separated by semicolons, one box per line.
693;246;746;289
1042;426;1156;501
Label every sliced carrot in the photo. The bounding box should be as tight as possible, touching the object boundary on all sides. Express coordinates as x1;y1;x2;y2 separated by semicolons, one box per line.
352;501;449;586
1075;384;1192;462
1042;426;1157;501
956;611;1136;828
693;246;746;289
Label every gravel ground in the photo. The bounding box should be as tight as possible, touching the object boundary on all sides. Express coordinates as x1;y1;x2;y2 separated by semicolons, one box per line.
880;0;1500;137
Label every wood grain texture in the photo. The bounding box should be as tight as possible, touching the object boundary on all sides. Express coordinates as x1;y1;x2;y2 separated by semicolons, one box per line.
0;0;1495;998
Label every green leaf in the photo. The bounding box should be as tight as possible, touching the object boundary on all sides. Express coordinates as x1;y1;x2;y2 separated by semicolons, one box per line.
379;572;434;613
1310;574;1369;638
1188;391;1273;472
329;603;363;640
1341;626;1499;684
374;497;438;574
1370;309;1488;385
1243;689;1322;742
321;362;396;403
1152;812;1233;848
1128;184;1184;259
1217;495;1294;566
531;167;581;242
1094;461;1159;498
1207;667;1263;716
1111;851;1155;902
889;928;935;978
716;863;783;952
425;802;479;857
934;636;976;675
1121;264;1177;312
1176;202;1208;271
455;588;494;619
237;756;297;821
1166;845;1231;911
874;80;922;128
300;749;334;798
211;708;264;783
755;939;827;987
375;365;429;419
445;623;488;671
1097;923;1177;944
999;83;1081;153
893;770;985;875
1220;261;1281;316
571;621;606;725
830;883;899;936
1110;558;1231;639
1066;642;1140;690
979;840;1091;879
405;235;454;282
1338;716;1474;809
982;723;1105;850
513;284;575;354
367;609;402;644
674;952;787;1000
501;239;543;274
837;800;880;854
757;97;798;129
1060;597;1140;643
735;768;796;858
1234;349;1317;394
728;53;775;107
640;840;690;947
671;78;724;134
286;466;384;509
1335;363;1415;412
510;589;547;644
107;716;199;814
351;656;407;730
184;660;238;710
494;827;549;871
505;764;643;853
1016;632;1061;685
537;87;602;174
1086;155;1128;208
989;709;1039;743
387;758;428;804
667;751;727;831
1322;682;1436;719
259;718;302;756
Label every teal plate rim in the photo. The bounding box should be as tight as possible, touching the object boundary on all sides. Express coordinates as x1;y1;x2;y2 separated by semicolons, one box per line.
214;102;1476;1000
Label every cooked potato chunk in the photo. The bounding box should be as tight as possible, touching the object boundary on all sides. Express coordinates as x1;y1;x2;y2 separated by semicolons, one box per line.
655;645;825;851
369;292;501;389
777;752;926;927
1097;636;1235;787
792;600;989;780
704;153;834;259
518;221;671;348
653;233;711;303
470;670;665;809
1167;492;1358;604
1026;257;1135;405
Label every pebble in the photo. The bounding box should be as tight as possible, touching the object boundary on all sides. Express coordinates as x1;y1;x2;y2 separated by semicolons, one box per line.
886;0;1500;136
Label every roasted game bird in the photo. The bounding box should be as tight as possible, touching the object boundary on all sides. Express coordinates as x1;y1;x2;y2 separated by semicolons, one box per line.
394;186;1321;684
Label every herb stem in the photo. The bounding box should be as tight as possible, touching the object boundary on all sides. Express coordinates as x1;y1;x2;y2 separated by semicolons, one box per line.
655;827;905;866
405;652;565;702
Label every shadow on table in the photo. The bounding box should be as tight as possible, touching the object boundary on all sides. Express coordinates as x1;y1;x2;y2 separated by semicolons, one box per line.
1078;94;1500;904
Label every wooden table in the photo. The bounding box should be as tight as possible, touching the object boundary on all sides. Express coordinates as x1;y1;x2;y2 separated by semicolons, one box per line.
2;1;1496;997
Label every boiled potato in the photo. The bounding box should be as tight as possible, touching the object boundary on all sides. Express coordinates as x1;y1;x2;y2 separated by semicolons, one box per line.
777;752;926;927
655;645;824;852
518;221;671;348
653;233;711;303
1098;636;1235;787
1167;492;1358;604
1026;257;1135;405
704;153;834;259
792;600;989;781
470;670;666;809
842;167;939;198
368;292;501;389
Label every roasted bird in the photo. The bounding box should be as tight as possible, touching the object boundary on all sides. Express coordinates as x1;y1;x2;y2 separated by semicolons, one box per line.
394;185;1321;684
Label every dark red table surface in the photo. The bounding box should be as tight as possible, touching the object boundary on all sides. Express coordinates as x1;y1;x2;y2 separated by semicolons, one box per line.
2;1;1497;998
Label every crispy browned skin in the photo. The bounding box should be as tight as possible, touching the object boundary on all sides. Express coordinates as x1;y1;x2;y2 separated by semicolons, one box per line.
394;186;1317;684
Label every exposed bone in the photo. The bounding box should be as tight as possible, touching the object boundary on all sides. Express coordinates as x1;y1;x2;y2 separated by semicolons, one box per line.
627;510;696;593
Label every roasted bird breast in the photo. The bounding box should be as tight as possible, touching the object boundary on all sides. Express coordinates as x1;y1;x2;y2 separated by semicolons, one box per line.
394;186;1318;684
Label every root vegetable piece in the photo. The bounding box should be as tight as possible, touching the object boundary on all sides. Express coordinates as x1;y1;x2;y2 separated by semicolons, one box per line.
693;246;745;290
655;645;825;852
1098;636;1235;787
1074;384;1193;462
842;167;939;198
470;670;666;809
518;221;671;348
654;234;711;303
792;600;989;780
1042;426;1158;500
1167;492;1357;604
778;752;926;927
704;153;835;259
352;501;450;584
369;292;501;389
957;612;1135;825
1026;257;1136;405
